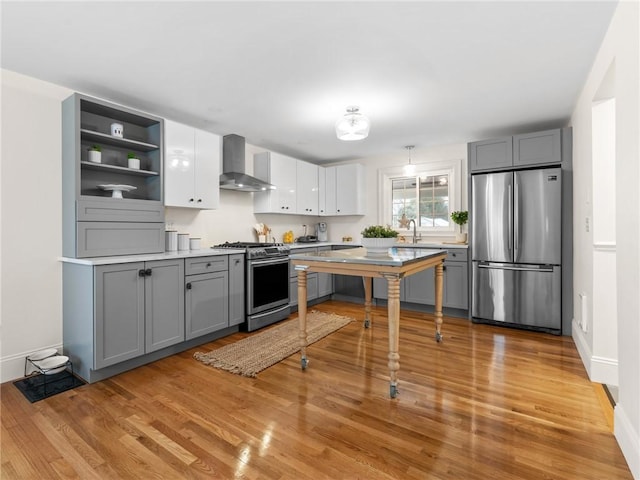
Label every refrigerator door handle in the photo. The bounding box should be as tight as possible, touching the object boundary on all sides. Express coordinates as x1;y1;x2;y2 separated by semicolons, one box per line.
514;177;519;260
508;183;513;253
477;262;555;273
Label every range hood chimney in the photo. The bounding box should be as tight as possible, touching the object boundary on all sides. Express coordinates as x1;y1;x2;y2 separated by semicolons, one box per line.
220;134;274;192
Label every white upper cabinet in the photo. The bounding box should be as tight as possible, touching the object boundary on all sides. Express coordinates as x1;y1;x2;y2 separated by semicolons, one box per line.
320;164;365;216
164;120;220;209
296;161;318;215
253;151;297;213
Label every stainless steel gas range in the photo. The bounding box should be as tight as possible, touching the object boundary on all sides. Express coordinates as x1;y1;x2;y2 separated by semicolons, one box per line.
213;242;291;331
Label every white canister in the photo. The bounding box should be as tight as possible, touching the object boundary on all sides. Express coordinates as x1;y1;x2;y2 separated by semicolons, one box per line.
189;238;201;250
110;123;123;138
178;233;190;251
165;231;178;252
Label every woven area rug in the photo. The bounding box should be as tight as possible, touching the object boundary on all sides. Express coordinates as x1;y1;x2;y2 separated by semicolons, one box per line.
194;310;353;377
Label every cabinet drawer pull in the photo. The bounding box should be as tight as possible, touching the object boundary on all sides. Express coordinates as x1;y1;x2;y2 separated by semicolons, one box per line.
145;268;152;276
189;198;194;202
186;282;192;290
206;262;212;267
197;199;202;203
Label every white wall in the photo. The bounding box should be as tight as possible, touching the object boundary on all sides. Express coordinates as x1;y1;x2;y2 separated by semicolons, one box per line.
1;71;72;382
569;1;640;477
0;68;467;382
322;145;468;243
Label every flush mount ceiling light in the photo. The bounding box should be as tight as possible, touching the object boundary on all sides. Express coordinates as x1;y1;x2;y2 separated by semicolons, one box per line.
403;145;416;176
335;106;370;141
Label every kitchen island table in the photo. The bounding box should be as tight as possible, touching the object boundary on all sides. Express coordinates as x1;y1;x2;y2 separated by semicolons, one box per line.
289;247;447;398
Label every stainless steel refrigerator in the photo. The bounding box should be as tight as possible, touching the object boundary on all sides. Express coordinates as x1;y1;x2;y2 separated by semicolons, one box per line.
471;167;562;333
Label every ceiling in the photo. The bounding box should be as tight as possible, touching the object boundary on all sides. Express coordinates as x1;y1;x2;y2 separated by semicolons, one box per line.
1;1;617;164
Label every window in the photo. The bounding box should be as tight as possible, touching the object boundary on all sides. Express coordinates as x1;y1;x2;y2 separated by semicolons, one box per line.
378;159;462;234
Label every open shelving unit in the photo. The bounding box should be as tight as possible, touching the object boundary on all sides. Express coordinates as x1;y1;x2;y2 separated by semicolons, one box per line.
62;93;165;258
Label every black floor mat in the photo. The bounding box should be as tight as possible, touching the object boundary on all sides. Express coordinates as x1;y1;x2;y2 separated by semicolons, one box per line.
13;370;85;403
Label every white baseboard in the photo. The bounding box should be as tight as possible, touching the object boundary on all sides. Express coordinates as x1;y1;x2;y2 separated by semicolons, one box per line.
615;405;640;479
591;355;619;385
571;319;619;385
1;343;62;384
572;319;592;376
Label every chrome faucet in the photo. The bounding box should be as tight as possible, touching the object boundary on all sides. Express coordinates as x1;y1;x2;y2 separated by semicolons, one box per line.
408;219;417;244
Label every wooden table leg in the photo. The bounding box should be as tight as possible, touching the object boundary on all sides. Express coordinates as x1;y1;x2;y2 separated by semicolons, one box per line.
363;276;373;328
386;273;401;398
297;268;309;369
434;261;444;342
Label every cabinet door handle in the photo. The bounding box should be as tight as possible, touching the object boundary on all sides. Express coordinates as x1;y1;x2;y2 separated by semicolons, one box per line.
138;269;146;277
189;198;194;203
234;259;240;265
145;268;152;276
186;282;192;290
197;198;202;203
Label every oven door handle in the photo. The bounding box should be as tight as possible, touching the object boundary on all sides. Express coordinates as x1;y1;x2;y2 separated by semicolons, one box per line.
250;257;289;266
250;304;291;320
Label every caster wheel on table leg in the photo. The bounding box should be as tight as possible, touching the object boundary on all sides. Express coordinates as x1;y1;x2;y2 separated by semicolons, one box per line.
301;357;308;370
435;332;443;343
390;384;398;398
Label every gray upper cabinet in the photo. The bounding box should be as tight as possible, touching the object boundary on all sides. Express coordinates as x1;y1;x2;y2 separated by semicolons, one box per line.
513;129;562;167
469;136;513;172
62;93;165;258
469;128;563;172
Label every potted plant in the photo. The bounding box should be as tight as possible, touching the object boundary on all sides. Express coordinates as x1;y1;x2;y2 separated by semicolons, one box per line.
450;210;468;243
127;152;140;170
87;145;101;163
361;225;399;255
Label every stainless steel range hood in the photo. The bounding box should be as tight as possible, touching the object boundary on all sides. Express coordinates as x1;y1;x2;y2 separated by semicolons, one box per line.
220;134;274;192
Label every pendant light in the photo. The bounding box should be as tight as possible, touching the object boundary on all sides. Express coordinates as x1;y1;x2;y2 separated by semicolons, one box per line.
335;106;370;141
403;145;416;176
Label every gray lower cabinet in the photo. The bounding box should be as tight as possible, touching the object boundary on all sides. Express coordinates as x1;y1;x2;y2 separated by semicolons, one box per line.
185;271;228;340
143;260;186;353
185;256;230;339
93;262;145;369
94;259;184;370
317;246;333;297
373;249;468;311
289;246;333;308
442;252;468;309
290;274;319;307
64;253;241;383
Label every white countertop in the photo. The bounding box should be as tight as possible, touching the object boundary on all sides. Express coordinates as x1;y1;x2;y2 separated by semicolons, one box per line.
61;241;467;266
60;248;244;266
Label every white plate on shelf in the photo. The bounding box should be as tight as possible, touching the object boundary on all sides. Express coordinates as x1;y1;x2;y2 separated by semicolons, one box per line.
98;184;137;199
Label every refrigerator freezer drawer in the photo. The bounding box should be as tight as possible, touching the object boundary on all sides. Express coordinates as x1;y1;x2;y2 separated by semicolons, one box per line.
472;262;561;331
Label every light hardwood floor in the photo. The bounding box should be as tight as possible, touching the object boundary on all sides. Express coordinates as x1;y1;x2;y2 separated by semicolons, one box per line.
1;301;632;479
